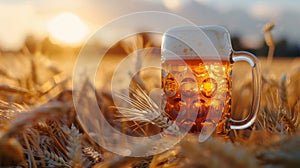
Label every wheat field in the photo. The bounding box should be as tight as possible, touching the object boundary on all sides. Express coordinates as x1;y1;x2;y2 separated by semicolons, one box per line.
0;42;300;168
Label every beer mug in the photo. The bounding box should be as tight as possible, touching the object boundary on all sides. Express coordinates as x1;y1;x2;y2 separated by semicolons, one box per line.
161;26;261;138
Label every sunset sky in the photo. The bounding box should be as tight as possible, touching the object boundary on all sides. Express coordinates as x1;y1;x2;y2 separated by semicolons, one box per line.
0;0;299;50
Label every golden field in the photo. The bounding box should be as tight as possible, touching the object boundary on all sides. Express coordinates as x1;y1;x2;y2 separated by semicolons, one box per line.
0;47;300;168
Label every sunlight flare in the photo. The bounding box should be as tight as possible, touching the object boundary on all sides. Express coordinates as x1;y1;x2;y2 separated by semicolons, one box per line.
46;12;89;46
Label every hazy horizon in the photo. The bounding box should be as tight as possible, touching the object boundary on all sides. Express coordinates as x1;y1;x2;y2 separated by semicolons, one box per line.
0;0;299;51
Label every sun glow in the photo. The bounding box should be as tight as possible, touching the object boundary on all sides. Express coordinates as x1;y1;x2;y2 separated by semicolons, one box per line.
46;12;89;46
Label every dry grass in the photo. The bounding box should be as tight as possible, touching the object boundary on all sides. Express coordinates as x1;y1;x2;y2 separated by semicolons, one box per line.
0;35;300;168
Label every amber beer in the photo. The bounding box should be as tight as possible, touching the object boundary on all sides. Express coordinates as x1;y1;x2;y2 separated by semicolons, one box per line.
162;57;232;133
162;26;261;140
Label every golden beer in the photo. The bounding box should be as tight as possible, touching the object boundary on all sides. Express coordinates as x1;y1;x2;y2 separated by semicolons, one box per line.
162;57;232;133
161;26;261;139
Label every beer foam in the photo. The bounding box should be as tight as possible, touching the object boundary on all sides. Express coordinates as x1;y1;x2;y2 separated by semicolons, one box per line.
161;26;232;60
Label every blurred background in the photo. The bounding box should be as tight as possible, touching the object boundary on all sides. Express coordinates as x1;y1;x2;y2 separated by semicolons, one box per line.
1;2;300;167
0;0;299;57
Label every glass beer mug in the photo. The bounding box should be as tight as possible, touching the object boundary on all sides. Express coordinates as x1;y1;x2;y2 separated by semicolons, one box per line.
161;26;261;139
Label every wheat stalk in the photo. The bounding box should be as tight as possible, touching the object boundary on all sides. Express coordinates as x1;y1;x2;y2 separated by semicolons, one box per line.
0;100;24;126
279;74;289;113
292;101;300;127
0;101;69;143
62;124;82;168
23;133;37;168
277;74;298;134
43;150;71;168
81;146;103;167
0;84;29;95
263;22;275;72
115;85;180;136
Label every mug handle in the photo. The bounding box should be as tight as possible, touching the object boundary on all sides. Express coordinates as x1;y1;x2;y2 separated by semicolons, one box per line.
229;51;262;130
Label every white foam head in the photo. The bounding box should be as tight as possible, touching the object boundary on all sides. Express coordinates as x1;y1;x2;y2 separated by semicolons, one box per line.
161;25;232;60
